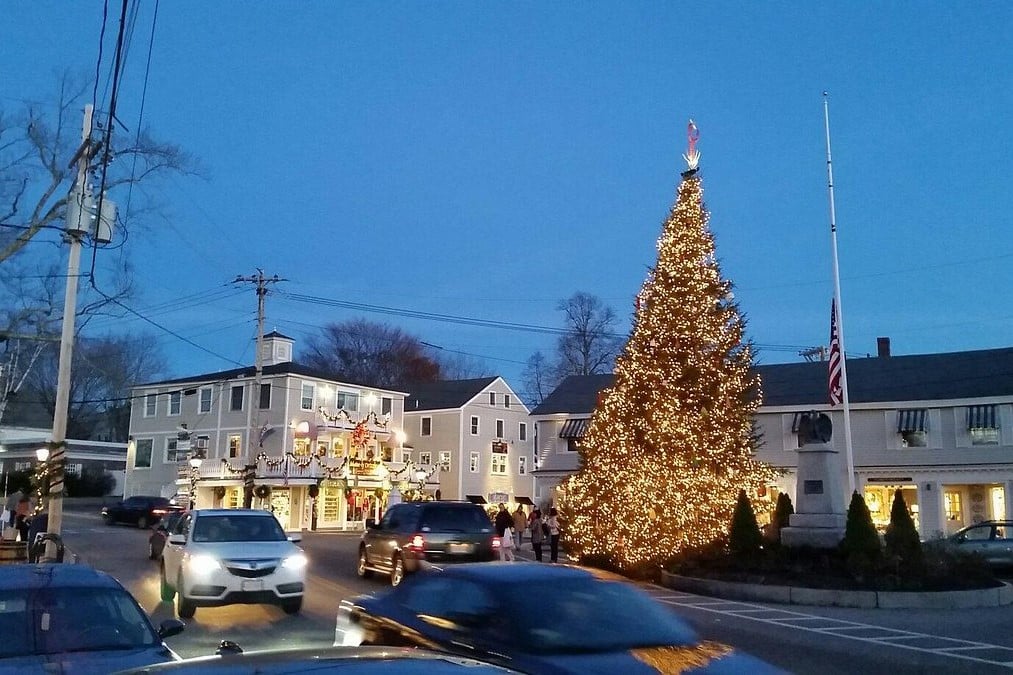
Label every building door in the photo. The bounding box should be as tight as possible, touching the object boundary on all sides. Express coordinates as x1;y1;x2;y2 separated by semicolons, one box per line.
270;488;291;527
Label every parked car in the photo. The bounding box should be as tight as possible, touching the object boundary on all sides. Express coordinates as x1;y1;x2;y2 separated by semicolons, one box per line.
0;563;185;674
357;501;498;586
149;511;186;561
103;496;183;529
112;646;520;674
336;563;783;674
160;509;306;619
945;520;1013;567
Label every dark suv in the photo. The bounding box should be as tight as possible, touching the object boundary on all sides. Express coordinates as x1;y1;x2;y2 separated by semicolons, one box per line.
102;496;182;529
357;501;498;586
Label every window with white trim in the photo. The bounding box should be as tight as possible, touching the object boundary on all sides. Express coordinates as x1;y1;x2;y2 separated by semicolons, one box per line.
144;393;157;417
336;390;359;411
65;463;83;477
421;417;432;436
166;438;187;463
968;405;999;446
470;451;480;473
489;392;496;405
439;451;451;471
228;434;242;458
518;456;527;475
301;383;315;411
491;453;508;475
496;419;504;438
470;416;479;435
519;422;527;441
230;385;244;412
135;439;153;468
259;383;272;410
505;394;511;408
199;387;212;413
168;391;181;416
419;451;432;466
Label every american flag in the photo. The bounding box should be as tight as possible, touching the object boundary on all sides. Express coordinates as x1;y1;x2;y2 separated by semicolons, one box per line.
829;298;843;405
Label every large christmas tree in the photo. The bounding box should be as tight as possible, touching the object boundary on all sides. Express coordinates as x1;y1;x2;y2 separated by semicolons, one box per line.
566;122;777;568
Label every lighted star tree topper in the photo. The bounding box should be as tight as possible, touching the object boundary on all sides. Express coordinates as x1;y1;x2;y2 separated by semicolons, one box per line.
564;121;777;568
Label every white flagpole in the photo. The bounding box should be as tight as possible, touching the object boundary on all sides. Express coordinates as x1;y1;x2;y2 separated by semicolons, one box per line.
823;92;856;497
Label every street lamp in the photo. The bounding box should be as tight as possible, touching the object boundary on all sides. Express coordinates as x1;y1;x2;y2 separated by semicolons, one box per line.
414;469;427;500
36;447;50;462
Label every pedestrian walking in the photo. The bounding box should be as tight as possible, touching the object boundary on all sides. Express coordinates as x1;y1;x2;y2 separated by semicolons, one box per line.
500;525;516;561
547;507;561;563
528;508;545;561
14;497;30;543
494;503;512;537
512;505;526;550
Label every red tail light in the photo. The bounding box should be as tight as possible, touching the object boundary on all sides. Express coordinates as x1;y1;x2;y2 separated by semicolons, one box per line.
492;536;501;549
407;534;425;553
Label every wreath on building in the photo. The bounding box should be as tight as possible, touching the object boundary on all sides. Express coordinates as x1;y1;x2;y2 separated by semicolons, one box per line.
254;485;271;499
213;486;227;500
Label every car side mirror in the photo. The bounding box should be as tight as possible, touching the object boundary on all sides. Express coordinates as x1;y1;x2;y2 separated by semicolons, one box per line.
365;518;378;529
287;532;302;543
157;618;185;639
168;533;187;545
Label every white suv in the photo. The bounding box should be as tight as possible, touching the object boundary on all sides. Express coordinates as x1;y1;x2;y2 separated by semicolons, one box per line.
160;509;307;618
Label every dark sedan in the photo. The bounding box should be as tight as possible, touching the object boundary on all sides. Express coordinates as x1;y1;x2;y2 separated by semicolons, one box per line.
0;563;184;674
335;563;784;674
103;496;182;529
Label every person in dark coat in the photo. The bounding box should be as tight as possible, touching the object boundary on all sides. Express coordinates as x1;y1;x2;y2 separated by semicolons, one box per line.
494;503;512;537
528;509;545;562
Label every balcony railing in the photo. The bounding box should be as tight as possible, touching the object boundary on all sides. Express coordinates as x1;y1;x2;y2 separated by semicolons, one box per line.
177;455;430;483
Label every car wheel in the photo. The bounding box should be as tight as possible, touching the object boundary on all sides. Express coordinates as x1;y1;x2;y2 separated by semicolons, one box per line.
177;575;196;619
390;554;405;587
281;597;303;615
137;515;149;529
160;565;175;602
356;548;372;579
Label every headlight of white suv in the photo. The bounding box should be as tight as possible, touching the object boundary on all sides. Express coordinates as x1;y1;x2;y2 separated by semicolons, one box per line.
187;554;222;575
282;553;308;570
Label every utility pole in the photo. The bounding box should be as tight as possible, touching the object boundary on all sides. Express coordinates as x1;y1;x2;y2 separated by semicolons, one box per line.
44;104;99;560
233;270;284;508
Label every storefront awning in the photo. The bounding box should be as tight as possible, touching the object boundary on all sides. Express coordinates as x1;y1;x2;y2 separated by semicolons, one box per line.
515;496;534;506
558;419;589;439
968;405;998;430
466;495;487;505
897;408;927;433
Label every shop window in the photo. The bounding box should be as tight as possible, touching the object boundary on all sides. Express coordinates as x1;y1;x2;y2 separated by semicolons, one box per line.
332;438;346;457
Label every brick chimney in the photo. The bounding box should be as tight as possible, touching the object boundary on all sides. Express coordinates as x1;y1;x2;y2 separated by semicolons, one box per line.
877;337;891;358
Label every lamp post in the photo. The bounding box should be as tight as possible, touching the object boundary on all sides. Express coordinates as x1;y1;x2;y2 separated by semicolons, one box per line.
34;447;50;513
414;469;427;501
188;452;204;511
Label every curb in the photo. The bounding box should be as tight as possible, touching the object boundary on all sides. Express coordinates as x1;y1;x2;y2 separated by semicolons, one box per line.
660;570;1013;609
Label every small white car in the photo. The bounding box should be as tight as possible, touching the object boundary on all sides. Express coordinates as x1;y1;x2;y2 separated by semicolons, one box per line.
159;509;307;619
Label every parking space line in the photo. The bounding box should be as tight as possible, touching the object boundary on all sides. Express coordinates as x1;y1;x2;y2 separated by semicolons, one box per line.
649;586;1013;669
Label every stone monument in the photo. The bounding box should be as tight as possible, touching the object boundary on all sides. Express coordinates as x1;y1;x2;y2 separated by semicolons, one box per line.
780;411;847;548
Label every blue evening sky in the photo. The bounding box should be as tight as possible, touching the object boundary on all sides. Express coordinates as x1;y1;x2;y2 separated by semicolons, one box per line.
4;2;1012;399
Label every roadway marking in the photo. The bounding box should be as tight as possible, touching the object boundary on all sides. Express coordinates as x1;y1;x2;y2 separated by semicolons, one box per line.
647;586;1013;669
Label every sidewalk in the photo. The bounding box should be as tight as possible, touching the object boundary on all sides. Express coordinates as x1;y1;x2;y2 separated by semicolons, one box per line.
511;539;574;564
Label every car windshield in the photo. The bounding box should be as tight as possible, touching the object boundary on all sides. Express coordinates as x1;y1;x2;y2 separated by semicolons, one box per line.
498;578;696;654
192;514;287;542
420;507;492;532
0;586;158;657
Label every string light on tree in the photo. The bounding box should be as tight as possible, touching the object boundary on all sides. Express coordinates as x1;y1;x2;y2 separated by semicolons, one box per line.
565;121;777;568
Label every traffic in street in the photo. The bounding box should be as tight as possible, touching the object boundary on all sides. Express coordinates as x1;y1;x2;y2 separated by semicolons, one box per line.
55;507;1013;673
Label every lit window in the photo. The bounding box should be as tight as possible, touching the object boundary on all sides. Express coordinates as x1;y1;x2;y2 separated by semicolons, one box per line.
491;454;507;475
945;491;963;522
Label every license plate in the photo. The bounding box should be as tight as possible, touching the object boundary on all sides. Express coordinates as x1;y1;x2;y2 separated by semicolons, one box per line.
448;543;473;554
242;580;263;591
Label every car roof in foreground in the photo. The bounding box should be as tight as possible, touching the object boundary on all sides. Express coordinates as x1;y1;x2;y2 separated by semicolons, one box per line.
111;646;521;673
192;508;277;518
426;561;627;584
0;563;121;591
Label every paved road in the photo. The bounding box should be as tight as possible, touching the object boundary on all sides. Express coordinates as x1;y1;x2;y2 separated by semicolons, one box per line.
60;511;1013;672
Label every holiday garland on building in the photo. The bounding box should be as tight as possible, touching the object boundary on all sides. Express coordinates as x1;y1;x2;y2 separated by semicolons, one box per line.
566;122;777;567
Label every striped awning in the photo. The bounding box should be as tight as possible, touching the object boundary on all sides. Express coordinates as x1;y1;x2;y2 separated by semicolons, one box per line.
897;409;927;433
968;405;998;430
558;419;589;439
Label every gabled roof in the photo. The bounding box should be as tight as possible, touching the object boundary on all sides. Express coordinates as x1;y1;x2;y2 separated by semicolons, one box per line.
135;361;406;395
403;377;500;412
530;347;1013;415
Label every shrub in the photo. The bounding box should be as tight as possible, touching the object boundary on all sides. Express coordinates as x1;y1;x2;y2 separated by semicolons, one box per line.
841;491;881;576
885;489;923;573
728;489;762;558
770;492;794;542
